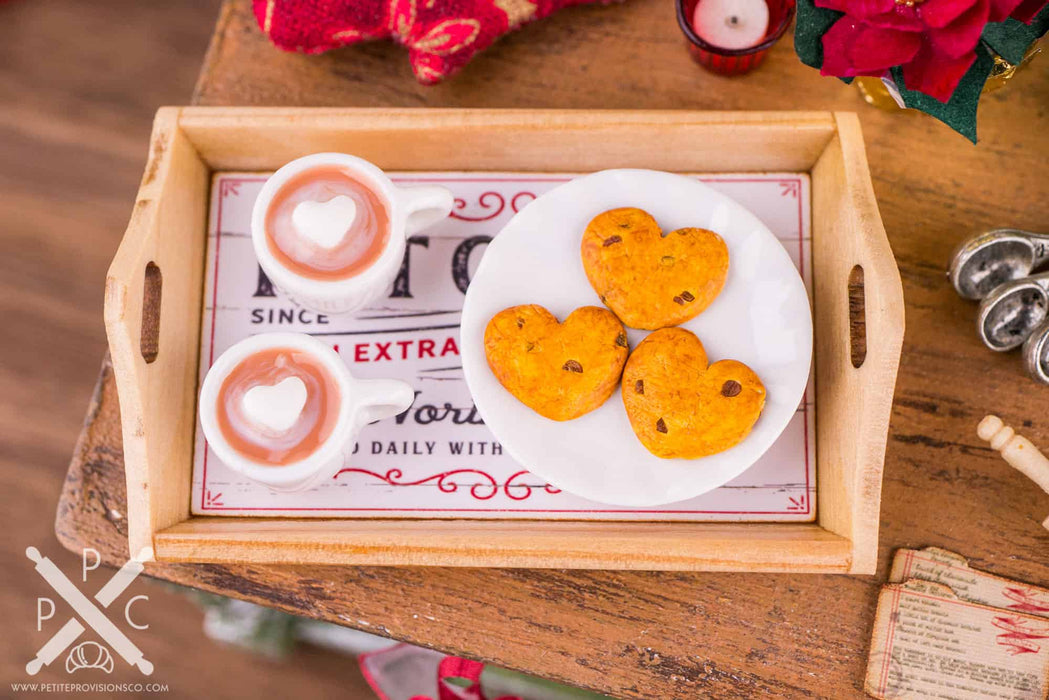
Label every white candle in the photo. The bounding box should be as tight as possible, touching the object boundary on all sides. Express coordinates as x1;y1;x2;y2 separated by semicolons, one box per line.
691;0;770;51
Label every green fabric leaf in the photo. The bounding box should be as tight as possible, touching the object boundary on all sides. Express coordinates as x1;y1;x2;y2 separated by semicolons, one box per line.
891;46;996;143
794;0;844;69
981;5;1049;64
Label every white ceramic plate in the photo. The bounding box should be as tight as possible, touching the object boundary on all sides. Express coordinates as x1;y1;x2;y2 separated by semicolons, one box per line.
460;170;812;507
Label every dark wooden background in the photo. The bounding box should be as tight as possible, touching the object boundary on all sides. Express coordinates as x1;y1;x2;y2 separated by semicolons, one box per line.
46;0;1049;696
1;0;374;695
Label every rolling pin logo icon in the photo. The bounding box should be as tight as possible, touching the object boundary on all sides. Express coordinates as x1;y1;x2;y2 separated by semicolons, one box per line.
979;415;1049;532
25;546;154;676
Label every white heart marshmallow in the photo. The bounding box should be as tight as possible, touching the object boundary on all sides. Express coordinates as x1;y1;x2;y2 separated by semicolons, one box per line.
242;376;308;433
291;195;357;249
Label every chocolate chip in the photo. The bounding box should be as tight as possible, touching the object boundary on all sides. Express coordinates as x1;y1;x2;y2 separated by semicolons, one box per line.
563;360;583;373
603;235;622;247
516;317;525;328
680;291;695;302
655;418;668;433
673;296;684;305
721;380;742;397
635;379;644;395
526;342;537;352
615;332;628;348
618;222;630;229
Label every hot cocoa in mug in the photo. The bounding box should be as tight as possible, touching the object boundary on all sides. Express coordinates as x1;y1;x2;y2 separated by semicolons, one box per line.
214;346;341;466
252;153;454;315
199;332;415;492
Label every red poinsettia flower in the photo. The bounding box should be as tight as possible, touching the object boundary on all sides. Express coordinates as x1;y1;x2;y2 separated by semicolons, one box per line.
816;0;1045;102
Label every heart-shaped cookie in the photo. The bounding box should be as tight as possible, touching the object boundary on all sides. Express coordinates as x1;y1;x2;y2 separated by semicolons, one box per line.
485;304;629;421
581;207;729;330
622;327;765;458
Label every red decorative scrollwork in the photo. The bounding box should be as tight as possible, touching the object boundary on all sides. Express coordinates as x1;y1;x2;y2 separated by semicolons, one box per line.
503;470;561;500
446;190;538;221
335;467;561;501
510;191;537;213
335;467;498;499
449;191;505;221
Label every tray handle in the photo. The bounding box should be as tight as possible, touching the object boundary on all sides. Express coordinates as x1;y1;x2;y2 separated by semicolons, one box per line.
836;112;905;406
813;113;906;574
848;264;866;369
103;108;209;558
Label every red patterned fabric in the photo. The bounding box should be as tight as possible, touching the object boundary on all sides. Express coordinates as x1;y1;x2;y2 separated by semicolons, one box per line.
254;0;616;84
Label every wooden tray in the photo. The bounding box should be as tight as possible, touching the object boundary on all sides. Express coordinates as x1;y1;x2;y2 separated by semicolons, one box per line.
104;108;904;572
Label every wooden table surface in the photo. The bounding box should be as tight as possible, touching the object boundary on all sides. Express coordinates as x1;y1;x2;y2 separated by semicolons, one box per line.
57;0;1049;696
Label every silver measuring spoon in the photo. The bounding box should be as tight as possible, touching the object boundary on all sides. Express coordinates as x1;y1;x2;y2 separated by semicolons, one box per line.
977;271;1049;351
949;229;1049;300
1023;319;1049;384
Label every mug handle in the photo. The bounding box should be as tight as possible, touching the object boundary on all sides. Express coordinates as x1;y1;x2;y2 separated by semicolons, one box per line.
354;378;417;424
398;185;455;234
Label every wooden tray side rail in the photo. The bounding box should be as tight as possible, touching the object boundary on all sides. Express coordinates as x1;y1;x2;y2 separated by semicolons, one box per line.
176;109;839;174
105;107;903;572
811;114;906;575
104;107;210;558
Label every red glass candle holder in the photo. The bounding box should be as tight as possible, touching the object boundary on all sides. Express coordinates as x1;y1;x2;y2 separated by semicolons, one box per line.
676;0;796;76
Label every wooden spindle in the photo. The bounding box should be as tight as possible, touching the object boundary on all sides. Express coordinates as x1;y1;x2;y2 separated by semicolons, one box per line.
978;415;1049;532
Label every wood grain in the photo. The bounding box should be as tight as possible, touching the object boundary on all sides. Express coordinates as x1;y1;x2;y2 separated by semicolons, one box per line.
154;518;854;571
176;108;837;172
105;107;209;558
111;107;893;573
57;0;1049;696
811;114;905;575
0;0;370;696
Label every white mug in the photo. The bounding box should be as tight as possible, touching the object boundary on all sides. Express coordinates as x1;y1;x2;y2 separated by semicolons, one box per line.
251;153;454;314
199;332;415;492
